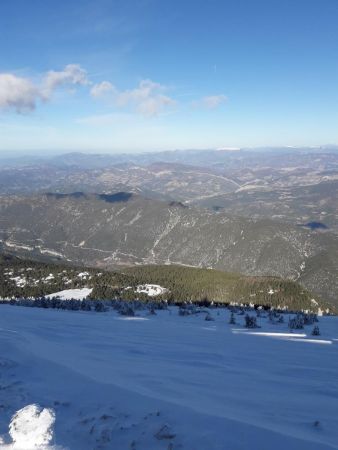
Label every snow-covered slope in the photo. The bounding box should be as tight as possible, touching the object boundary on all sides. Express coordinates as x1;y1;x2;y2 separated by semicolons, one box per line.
136;284;167;296
45;288;93;300
0;305;337;449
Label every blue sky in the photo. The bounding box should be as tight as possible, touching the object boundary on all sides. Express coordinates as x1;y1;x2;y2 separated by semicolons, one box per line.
0;0;338;153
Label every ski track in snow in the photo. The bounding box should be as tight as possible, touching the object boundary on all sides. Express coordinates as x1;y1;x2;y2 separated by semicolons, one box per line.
0;306;338;449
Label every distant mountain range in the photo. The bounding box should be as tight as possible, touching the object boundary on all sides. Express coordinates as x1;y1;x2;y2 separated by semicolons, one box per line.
1;148;338;233
0;191;337;306
1;145;338;167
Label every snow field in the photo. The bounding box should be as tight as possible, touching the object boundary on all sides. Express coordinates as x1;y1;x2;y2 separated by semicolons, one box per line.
0;305;337;449
136;284;167;296
45;288;93;300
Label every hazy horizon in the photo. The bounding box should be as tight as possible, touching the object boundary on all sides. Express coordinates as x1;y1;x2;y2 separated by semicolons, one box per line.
1;144;338;161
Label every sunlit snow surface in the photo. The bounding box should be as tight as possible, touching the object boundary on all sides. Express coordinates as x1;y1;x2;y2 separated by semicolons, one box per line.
136;284;167;296
6;404;56;449
45;288;93;300
0;305;338;449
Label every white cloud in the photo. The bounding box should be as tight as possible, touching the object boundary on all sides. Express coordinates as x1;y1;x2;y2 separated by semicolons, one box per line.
135;94;174;116
199;94;228;109
90;81;116;98
0;74;42;113
116;79;162;105
117;79;175;116
0;65;89;114
1;67;174;118
42;64;90;98
91;78;175;116
117;80;175;116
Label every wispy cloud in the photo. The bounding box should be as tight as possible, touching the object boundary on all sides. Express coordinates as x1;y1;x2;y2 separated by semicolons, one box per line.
90;80;116;98
193;94;228;110
91;78;175;116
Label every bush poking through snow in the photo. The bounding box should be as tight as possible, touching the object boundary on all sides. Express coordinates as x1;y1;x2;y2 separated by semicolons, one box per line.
312;325;320;336
205;313;215;321
267;310;285;324
154;424;176;440
118;303;135;317
9;404;56;448
148;304;157;315
288;314;304;330
229;312;236;325
94;301;107;313
303;313;319;325
288;312;318;330
178;306;191;316
244;314;259;329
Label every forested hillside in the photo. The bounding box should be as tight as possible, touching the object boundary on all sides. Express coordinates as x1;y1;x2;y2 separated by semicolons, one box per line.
1;192;337;306
0;255;333;313
122;265;332;312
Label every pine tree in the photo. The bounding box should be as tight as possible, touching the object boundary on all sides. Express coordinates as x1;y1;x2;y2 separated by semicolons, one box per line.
229;312;236;324
312;325;320;336
244;314;259;328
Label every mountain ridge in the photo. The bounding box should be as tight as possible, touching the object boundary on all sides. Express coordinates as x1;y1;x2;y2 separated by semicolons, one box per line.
0;192;337;306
